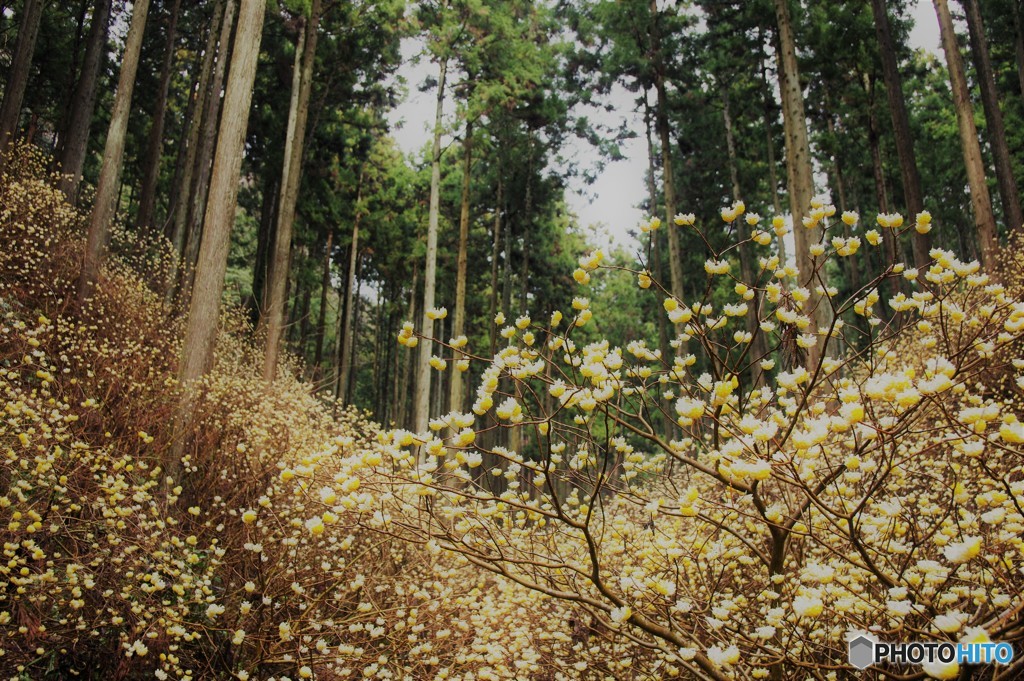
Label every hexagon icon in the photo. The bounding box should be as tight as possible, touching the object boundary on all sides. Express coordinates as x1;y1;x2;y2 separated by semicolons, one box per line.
848;635;875;670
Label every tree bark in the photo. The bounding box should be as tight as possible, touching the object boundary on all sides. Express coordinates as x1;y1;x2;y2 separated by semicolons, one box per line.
488;159;503;358
962;0;1023;232
1014;1;1024;101
57;0;112;202
413;55;448;435
180;0;237;300
722;90;769;383
313;229;333;375
177;0;266;386
338;210;361;403
166;0;226;301
136;0;183;234
77;0;151;306
449;121;472;414
263;0;322;382
933;0;998;266
870;0;932;268
773;0;827;369
0;0;43;165
649;0;684;318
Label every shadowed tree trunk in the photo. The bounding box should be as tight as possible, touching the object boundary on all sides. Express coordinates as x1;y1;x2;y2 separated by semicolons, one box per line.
413;55;448;435
57;0;112;201
649;0;684;320
136;0;183;234
338;201;363;403
961;0;1023;233
933;0;998;266
773;0;827;370
77;0;152;306
172;0;266;484
313;229;333;377
870;0;932;268
449;120;472;414
263;0;323;382
722;90;769;385
180;0;237;301
0;0;43;166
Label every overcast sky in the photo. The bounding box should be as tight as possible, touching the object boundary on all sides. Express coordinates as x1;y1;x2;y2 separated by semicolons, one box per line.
385;1;943;251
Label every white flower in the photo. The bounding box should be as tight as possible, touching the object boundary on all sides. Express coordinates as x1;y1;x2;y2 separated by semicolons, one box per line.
942;536;981;564
609;605;632;625
707;644;740;666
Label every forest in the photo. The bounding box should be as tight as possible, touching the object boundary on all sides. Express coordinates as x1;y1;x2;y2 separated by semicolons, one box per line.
1;0;1023;678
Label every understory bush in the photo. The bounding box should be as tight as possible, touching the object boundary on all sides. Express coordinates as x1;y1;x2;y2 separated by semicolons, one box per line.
1;149;1022;680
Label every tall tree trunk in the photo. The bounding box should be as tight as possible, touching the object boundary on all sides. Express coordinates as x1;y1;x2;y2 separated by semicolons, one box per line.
649;0;684;316
313;229;333;375
1014;1;1024;100
57;0;112;201
136;0;183;234
644;101;671;372
449;121;472;414
760;55;787;265
413;56;448;435
962;0;1023;232
0;0;43;165
77;0;151;306
263;0;322;382
338;207;362;403
175;0;266;461
180;0;237;300
773;0;827;369
251;169;279;324
870;0;932;268
345;256;364;404
397;261;418;427
722;90;769;383
488;161;503;358
519;132;534;312
933;0;998;266
165;0;226;305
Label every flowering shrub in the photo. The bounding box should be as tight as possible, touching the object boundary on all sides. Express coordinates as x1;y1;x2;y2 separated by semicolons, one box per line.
1;150;654;680
384;198;1024;679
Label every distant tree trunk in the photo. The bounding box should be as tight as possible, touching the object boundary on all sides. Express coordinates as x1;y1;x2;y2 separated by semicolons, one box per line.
773;0;827;369
650;0;684;316
136;0;182;234
722;90;768;382
76;0;151;306
396;261;418;427
644;101;671;369
413;56;448;435
345;256;364;404
251;169;279;324
180;0;237;299
519;132;534;312
57;0;112;201
263;0;322;382
870;0;932;268
759;55;787;264
313;229;333;375
176;0;266;394
165;0;226;304
449;121;472;414
0;0;43;165
488;162;503;358
1014;3;1024;100
962;0;1023;233
933;0;998;266
338;207;362;403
